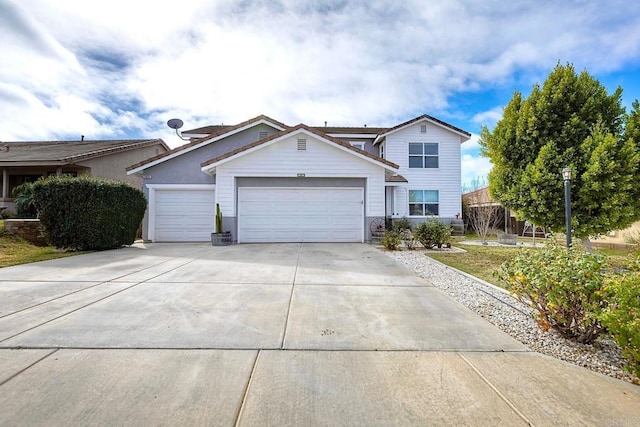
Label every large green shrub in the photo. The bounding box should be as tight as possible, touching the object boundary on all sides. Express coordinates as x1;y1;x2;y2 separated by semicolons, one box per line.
599;259;640;378
32;176;147;251
413;219;451;249
497;241;609;343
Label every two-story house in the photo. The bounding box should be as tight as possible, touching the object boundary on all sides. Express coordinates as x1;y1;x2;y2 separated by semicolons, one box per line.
127;114;470;243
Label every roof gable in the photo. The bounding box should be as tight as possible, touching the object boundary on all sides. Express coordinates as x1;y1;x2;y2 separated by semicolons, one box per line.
127;115;287;174
200;124;398;173
374;114;471;144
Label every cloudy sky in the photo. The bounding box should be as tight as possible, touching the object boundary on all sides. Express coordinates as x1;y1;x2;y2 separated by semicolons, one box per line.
2;0;640;186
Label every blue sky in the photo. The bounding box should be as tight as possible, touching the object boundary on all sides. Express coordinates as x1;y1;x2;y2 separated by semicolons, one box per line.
1;0;640;187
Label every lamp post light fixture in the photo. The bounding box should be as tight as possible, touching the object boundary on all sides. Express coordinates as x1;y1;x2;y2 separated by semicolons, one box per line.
562;167;572;250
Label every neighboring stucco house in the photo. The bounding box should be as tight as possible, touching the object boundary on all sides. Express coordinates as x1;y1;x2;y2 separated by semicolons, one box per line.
0;139;169;213
127;114;471;243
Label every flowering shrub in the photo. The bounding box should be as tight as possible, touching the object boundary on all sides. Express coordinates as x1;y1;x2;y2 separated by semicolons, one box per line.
497;241;609;343
599;260;640;378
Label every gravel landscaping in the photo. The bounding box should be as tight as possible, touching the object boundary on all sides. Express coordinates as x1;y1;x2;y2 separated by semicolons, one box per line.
384;248;639;386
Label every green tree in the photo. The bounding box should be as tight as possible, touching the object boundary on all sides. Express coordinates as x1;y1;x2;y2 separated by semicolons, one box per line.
480;63;640;251
12;182;38;218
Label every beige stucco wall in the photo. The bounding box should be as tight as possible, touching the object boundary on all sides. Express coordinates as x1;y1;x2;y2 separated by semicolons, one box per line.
592;221;640;245
79;143;166;189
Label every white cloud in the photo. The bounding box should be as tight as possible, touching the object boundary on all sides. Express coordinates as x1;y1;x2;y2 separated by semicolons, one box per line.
472;107;504;129
1;0;639;142
461;133;482;153
461;153;493;190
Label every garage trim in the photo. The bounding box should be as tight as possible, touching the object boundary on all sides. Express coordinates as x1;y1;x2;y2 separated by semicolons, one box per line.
146;184;216;242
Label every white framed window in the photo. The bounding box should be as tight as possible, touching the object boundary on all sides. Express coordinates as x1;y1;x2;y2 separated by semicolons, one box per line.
380;144;384;158
409;190;439;216
350;141;364;150
409;142;438;168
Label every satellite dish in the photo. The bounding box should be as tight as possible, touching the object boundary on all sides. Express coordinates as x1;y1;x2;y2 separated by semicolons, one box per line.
167;118;184;130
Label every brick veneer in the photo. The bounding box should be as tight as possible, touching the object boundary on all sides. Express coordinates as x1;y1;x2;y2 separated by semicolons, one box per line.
3;219;48;246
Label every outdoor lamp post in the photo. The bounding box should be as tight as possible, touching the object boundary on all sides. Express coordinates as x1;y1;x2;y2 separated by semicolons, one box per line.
562;167;572;250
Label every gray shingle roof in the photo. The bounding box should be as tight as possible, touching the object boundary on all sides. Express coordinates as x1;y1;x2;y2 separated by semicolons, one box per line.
0;139;167;165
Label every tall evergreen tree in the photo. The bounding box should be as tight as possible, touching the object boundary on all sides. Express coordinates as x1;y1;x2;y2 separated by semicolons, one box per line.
480;63;640;251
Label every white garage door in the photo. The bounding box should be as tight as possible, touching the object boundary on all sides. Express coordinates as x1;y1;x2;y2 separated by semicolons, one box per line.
238;187;364;243
153;189;215;242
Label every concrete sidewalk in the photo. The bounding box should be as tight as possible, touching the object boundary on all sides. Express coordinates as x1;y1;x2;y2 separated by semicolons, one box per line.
0;243;638;425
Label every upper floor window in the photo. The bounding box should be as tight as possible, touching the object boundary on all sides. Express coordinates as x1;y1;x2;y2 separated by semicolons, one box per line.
409;190;439;216
409;142;438;168
350;141;364;150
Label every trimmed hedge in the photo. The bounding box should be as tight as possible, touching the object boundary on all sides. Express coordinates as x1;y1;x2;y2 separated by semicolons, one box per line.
33;176;147;251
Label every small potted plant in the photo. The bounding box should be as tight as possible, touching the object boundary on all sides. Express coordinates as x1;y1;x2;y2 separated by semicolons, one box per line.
211;203;232;246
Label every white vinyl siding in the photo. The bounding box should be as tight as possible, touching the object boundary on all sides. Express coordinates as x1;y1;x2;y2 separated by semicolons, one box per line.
215;133;386;218
384;121;463;218
238;187;364;243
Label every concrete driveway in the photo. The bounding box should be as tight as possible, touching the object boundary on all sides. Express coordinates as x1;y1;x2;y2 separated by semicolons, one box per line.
0;243;638;426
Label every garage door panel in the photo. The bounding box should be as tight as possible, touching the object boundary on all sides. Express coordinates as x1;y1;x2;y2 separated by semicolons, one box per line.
185;217;214;227
153;188;215;242
155;230;185;241
238;188;363;243
330;217;362;227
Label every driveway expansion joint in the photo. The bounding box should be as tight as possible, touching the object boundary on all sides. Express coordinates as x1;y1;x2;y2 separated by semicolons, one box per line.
0;348;58;387
458;353;535;426
279;243;302;349
234;350;261;427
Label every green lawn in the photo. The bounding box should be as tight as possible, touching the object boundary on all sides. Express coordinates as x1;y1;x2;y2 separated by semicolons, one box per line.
0;220;81;267
427;243;523;288
426;236;639;289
